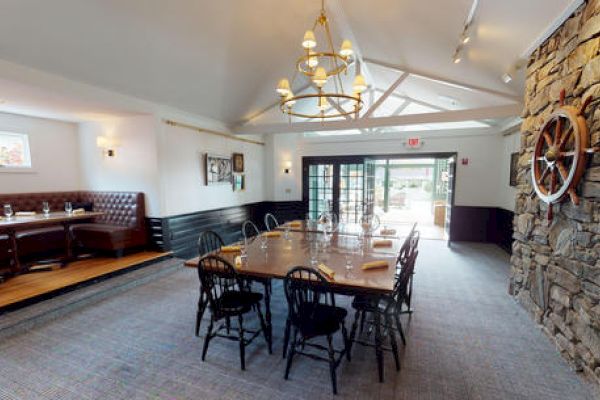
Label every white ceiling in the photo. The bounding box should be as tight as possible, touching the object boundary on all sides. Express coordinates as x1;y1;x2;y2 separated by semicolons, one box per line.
0;0;578;127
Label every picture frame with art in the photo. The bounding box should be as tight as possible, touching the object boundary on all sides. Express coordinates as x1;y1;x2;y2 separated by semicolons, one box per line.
232;152;244;173
509;152;519;187
233;174;245;192
205;153;232;185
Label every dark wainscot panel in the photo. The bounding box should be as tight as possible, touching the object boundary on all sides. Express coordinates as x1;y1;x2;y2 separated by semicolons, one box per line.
449;206;514;253
147;201;304;258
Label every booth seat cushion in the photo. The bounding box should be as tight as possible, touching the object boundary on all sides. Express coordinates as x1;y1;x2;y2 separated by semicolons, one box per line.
71;224;145;251
16;226;65;256
0;234;10;261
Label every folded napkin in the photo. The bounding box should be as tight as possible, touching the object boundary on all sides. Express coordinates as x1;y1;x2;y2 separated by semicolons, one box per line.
234;256;243;269
373;239;393;248
72;208;86;215
15;211;36;216
361;260;389;271
318;263;335;280
380;228;397;236
263;231;282;238
289;220;303;228
220;245;241;253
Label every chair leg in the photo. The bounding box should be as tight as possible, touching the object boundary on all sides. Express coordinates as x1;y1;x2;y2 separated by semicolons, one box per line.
201;317;214;361
326;334;338;395
386;314;400;371
284;327;298;380
394;313;407;345
282;316;291;358
238;314;245;370
349;309;361;356
226;316;231;334
359;310;367;334
195;293;207;337
341;321;351;362
374;311;384;383
256;303;272;354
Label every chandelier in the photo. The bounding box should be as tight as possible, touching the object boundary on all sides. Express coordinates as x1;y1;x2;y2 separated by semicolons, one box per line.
275;0;367;120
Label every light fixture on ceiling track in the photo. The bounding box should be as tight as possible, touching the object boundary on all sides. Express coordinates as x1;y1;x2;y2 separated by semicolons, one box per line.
275;0;366;120
452;0;479;64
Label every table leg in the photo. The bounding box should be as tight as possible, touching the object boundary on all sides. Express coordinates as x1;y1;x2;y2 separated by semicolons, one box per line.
62;222;72;266
7;228;21;274
263;280;272;352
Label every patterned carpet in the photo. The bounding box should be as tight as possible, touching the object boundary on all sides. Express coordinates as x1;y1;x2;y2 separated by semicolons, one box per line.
0;241;597;400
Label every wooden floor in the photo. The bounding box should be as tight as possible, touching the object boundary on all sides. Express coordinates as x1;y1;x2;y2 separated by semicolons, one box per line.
0;251;170;309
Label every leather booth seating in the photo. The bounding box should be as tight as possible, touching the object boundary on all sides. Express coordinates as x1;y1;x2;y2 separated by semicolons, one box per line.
0;191;147;272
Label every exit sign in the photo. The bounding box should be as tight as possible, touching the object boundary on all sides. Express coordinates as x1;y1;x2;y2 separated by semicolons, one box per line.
404;137;423;149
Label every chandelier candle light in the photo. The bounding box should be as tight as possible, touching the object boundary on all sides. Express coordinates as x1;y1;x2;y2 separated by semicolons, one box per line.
275;0;366;120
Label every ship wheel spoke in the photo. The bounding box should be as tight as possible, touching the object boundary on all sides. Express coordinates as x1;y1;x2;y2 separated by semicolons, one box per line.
543;130;553;147
558;127;573;149
536;156;545;161
561;151;576;157
554;117;563;145
549;169;558;194
556;161;569;181
537;166;551;186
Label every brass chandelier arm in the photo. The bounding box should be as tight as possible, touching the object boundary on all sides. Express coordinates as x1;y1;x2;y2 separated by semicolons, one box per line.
280;92;362;119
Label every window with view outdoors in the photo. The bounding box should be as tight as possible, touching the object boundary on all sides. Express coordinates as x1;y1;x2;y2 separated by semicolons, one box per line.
0;132;32;168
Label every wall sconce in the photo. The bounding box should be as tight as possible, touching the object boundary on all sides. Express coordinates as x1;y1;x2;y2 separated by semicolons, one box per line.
96;136;119;157
283;160;292;174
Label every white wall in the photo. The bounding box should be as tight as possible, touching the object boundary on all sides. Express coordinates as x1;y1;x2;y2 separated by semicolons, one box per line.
156;112;266;217
0;111;80;193
498;131;520;211
267;130;510;208
78;115;162;216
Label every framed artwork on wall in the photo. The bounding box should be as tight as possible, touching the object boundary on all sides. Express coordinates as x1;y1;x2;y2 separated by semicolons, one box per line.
509;152;519;187
205;153;232;185
233;174;245;191
232;152;244;173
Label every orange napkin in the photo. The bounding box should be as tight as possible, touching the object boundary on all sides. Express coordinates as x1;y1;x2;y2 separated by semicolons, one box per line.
318;263;335;280
15;211;36;216
234;256;243;269
220;245;241;253
263;231;282;238
380;228;397;236
361;260;389;270
373;239;393;248
289;221;303;228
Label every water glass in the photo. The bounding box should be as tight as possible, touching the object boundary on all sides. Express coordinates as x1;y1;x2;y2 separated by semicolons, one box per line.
309;244;319;267
3;204;13;219
260;235;268;251
65;202;73;215
284;225;291;240
240;240;248;263
42;201;50;216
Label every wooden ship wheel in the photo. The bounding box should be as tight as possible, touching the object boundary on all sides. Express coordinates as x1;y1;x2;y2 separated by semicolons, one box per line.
531;90;596;220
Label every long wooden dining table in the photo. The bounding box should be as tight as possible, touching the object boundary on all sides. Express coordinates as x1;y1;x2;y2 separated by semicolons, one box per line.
275;220;402;239
184;229;402;361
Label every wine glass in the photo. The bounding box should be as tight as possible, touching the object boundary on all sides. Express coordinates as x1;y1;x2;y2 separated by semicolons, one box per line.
65;202;73;215
309;243;319;267
260;234;268;251
42;201;50;217
240;238;248;264
3;204;13;219
284;224;291;240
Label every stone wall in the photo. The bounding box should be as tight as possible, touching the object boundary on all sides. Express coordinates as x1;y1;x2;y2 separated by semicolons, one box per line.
510;0;600;386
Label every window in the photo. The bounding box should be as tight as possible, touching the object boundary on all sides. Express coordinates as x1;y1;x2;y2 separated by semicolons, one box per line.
0;132;32;168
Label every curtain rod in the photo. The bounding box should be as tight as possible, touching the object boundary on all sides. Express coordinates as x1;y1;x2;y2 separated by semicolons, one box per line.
163;119;265;146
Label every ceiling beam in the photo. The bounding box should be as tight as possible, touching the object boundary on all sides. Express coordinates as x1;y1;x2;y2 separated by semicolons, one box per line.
392;100;411;116
364;57;520;102
363;72;409;118
374;89;447;112
234;104;521;135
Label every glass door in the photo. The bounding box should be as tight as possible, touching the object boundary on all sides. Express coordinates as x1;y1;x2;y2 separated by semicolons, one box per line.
306;163;334;220
338;162;365;223
445;155;456;244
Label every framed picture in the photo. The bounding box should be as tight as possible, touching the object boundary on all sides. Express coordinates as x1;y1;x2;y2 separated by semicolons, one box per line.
509;152;519;187
232;153;244;173
205;153;232;185
233;174;245;191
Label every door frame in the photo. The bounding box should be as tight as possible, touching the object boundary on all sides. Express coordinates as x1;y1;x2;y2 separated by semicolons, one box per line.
302;152;458;234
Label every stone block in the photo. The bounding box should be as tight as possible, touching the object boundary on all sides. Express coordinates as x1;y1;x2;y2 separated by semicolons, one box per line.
573;313;600;359
586;166;600;182
549;264;581;293
582;181;600;198
584;263;600;286
579;14;600;44
583;281;600;301
562;200;594;222
551;285;572;308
